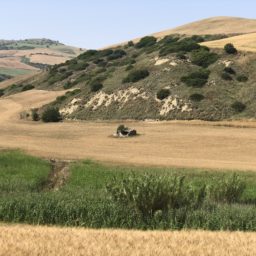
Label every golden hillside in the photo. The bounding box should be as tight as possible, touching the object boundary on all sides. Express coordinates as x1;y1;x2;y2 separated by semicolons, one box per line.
153;16;256;37
202;32;256;52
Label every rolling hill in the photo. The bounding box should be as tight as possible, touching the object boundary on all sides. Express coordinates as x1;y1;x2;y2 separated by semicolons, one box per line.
2;17;256;122
153;16;256;38
0;39;84;82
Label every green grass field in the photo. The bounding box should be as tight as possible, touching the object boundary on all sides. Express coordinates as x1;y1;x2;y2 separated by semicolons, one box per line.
0;150;255;230
0;68;33;77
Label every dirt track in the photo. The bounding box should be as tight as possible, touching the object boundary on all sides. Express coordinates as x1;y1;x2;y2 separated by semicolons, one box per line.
1;90;256;171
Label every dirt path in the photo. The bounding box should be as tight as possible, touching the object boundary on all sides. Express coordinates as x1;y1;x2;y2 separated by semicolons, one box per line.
2;90;256;171
1;224;256;256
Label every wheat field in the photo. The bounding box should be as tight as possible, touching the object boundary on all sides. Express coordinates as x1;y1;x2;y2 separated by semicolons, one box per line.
0;224;255;256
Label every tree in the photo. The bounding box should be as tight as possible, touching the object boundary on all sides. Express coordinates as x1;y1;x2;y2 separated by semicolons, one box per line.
42;107;62;123
224;43;237;54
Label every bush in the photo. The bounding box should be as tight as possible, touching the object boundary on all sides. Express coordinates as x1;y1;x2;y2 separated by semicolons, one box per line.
90;82;103;92
176;52;187;60
107;174;206;217
135;36;157;48
128;41;134;47
189;93;205;102
123;69;149;83
31;109;40;121
208;174;246;204
231;101;246;113
237;75;248;82
107;50;127;61
224;67;236;75
191;49;219;68
63;82;73;90
22;84;35;91
157;89;170;100
0;89;4;97
181;69;210;88
224;43;237;54
42;107;62;123
159;35;179;45
221;72;233;81
125;65;134;71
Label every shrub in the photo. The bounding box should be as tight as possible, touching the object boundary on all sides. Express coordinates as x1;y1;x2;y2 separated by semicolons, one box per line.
0;89;4;97
224;67;236;75
123;69;149;83
78;49;98;60
176;52;187;60
237;75;248;82
135;36;157;48
189;93;205;102
224;43;238;54
107;50;127;61
22;84;35;91
63;82;73;90
159;39;201;56
125;65;134;71
90;82;103;92
221;72;233;81
31;109;40;121
107;174;206;217
56;95;67;102
191;49;219;68
42;107;62;123
181;69;210;88
231;101;246;113
157;89;170;100
159;35;179;45
208;174;246;204
128;41;134;47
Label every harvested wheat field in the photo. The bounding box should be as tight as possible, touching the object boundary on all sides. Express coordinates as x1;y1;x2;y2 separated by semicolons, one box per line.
2;90;256;170
202;32;256;52
0;224;255;256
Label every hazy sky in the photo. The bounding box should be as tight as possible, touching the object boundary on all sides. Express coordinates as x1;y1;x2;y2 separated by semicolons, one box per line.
1;0;256;49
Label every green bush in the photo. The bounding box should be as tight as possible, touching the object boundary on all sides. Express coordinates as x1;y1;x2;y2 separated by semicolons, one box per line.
31;109;40;121
221;72;233;81
237;75;248;82
159;35;179;45
181;69;210;88
135;36;157;48
208;174;246;204
42;107;62;123
191;49;219;68
107;50;127;61
231;101;246;113
224;43;238;54
159;39;201;56
125;65;134;71
157;89;170;100
123;69;149;83
189;93;205;102
90;82;103;92
224;67;236;75
22;84;35;91
63;82;73;89
176;52;187;60
0;89;4;97
128;41;134;47
107;174;206;217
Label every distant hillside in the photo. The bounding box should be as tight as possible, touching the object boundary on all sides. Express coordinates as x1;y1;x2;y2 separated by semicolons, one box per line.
202;33;256;52
153;17;256;37
0;38;84;82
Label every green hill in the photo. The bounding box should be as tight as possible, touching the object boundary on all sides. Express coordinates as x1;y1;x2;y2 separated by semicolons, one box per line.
3;33;256;121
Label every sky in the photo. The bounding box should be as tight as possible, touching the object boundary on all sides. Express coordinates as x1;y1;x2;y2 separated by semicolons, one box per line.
1;0;256;49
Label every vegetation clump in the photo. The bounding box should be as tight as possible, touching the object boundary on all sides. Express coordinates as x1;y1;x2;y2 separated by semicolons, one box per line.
90;81;103;92
224;43;238;54
231;101;246;113
123;69;149;83
135;36;157;48
22;84;35;91
189;93;205;102
237;75;248;82
157;89;170;100
181;69;210;88
42;107;62;123
224;67;236;75
191;49;219;68
221;72;233;81
0;89;4;97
